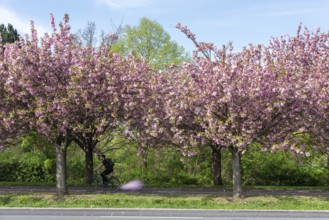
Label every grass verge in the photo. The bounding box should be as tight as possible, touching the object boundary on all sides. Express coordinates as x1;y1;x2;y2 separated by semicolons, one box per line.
0;193;328;210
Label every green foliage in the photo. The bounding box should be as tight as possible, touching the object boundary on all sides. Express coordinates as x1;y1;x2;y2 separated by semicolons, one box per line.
19;132;55;158
0;23;20;45
0;160;46;182
1;132;328;187
0;133;56;182
113;17;189;71
43;159;56;182
242;145;329;186
97;135;212;186
66;144;85;185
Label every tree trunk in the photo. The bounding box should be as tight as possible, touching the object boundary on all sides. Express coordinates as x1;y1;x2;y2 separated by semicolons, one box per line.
74;133;98;185
138;143;148;169
229;146;243;199
211;144;223;186
85;146;94;184
139;144;148;178
56;143;68;196
142;149;148;169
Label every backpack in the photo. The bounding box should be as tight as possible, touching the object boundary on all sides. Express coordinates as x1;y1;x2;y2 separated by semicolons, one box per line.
109;159;115;168
104;158;115;169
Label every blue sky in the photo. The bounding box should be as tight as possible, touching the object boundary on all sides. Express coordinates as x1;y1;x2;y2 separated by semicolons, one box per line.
0;0;328;52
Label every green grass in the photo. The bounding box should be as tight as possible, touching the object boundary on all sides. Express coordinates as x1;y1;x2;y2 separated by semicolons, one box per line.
0;193;328;210
0;182;328;210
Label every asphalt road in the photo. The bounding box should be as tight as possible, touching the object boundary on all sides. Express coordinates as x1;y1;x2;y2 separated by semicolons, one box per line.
1;208;329;220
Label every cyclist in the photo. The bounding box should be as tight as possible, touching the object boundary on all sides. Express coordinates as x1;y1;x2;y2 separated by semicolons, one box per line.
94;154;114;187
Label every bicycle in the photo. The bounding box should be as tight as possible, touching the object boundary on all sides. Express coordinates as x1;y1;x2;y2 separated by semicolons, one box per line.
92;170;121;192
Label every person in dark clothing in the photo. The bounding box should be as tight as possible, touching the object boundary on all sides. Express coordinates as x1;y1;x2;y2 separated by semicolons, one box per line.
95;154;114;186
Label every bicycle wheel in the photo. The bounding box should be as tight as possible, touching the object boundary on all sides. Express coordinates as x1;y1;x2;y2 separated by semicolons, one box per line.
106;176;120;192
92;173;102;189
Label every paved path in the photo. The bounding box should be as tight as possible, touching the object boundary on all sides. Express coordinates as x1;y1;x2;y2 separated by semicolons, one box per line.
0;186;328;196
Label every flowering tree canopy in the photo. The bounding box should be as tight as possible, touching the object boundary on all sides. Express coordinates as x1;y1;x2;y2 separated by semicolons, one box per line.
0;14;327;198
169;24;329;198
267;26;329;153
0;14;152;195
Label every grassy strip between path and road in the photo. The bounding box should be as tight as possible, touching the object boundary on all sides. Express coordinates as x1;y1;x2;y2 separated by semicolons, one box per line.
0;193;328;210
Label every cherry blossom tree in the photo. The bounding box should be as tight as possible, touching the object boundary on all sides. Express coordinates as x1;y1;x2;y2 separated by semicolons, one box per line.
1;13;327;199
173;24;328;198
263;26;329;156
0;14;152;195
0;15;85;195
70;49;152;183
117;61;170;168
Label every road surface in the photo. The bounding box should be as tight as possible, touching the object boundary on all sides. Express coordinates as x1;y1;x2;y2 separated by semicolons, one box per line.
0;208;329;220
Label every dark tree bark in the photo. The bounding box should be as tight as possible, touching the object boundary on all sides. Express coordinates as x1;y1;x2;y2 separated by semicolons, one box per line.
74;131;99;184
85;145;94;184
210;143;223;186
139;143;148;169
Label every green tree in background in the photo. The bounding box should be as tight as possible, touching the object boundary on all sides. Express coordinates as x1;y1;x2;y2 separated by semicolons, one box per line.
113;17;189;71
0;23;19;45
110;17;189;174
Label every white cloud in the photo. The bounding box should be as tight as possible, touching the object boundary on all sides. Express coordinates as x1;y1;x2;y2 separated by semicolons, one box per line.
96;0;151;9
0;5;49;36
